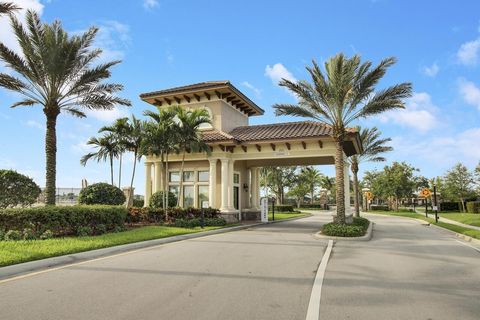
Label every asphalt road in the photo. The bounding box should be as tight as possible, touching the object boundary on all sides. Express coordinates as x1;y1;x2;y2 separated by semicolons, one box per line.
320;213;480;320
0;215;328;320
1;212;479;320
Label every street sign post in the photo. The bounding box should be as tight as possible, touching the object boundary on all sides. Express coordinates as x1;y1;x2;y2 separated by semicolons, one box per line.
260;198;268;223
433;185;439;223
420;188;431;217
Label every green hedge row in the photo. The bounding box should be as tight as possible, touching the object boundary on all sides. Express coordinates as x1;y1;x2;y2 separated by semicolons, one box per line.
322;217;370;237
269;205;295;212
440;202;461;212
299;204;329;209
0;205;127;237
127;207;223;224
369;205;389;211
466;202;480;214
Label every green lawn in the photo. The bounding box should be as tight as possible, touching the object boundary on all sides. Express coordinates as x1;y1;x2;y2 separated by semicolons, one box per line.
368;211;480;240
439;213;480;227
268;212;308;221
0;225;222;267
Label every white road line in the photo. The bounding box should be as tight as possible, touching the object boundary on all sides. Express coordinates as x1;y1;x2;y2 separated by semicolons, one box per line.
306;239;333;320
454;239;480;253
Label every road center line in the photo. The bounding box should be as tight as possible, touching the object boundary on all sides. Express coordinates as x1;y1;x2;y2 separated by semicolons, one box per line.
306;239;333;320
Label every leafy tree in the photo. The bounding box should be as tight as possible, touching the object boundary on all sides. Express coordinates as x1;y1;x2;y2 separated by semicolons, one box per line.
475;162;480;194
260;167;297;204
80;133;121;186
0;170;41;208
349;126;392;217
141;108;178;211
174;106;211;207
0;10;130;205
78;182;125;205
0;2;19;15
443;163;475;212
273;53;411;223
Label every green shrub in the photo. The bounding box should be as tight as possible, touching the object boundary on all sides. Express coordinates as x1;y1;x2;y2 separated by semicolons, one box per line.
352;217;370;230
440;202;461;212
205;217;227;226
40;230;53;240
127;207;222;225
132;198;144;207
172;217;226;228
0;229;4;241
95;224;107;235
270;205;294;212
0;205;127;237
4;230;22;241
322;223;365;237
370;205;389;211
22;228;36;240
0;169;41;209
77;226;93;237
299;204;329;209
149;191;177;209
78;183;125;205
466;202;480;214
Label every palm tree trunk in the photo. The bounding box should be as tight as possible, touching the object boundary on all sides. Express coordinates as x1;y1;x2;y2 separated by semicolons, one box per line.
109;154;114;186
165;152;169;210
45;112;59;205
334;139;346;224
351;162;360;217
177;149;186;207
118;153;122;188
127;150;138;207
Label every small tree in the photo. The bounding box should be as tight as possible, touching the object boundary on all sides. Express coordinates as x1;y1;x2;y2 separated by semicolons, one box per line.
443;163;475;212
0;170;41;208
78;182;125;205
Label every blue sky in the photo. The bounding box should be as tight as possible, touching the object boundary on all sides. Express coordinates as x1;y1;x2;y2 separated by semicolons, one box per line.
1;0;480;194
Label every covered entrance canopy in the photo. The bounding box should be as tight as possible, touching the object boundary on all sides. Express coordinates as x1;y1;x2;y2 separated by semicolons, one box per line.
140;81;362;222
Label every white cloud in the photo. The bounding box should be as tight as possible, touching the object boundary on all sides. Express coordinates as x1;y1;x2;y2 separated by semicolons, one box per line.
0;0;44;64
85;108;130;122
378;92;438;132
457;38;480;66
422;62;439;77
265;63;297;85
241;81;261;97
143;0;159;9
25;119;44;130
458;78;480;110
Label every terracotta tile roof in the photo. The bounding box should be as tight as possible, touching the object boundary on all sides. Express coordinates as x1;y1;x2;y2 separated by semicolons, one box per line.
200;121;357;143
229;121;334;142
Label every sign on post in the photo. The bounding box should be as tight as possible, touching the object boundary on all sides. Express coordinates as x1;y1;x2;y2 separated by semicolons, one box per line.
260;198;268;223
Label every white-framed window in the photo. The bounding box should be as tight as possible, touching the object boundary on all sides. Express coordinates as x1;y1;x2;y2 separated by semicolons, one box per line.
168;168;210;208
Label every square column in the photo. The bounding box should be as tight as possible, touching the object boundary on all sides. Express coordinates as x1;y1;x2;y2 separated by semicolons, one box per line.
227;159;235;210
208;159;217;208
344;159;352;217
144;162;152;207
154;161;162;193
251;167;260;210
219;159;230;212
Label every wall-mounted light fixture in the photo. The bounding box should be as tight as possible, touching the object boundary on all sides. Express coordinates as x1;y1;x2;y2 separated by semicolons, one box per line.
243;183;249;192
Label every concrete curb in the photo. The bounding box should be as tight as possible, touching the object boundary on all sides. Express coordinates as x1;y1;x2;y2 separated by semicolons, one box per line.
0;214;312;281
313;220;374;241
366;212;480;246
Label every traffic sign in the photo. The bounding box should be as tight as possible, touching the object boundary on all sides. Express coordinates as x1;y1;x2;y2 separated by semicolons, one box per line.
420;188;431;198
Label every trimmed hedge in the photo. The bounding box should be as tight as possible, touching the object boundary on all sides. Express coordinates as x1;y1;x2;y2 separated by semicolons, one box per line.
299;204;329;209
132;198;145;208
78;183;126;205
127;207;222;224
370;205;389;211
149;191;177;209
440;202;461;212
270;204;294;212
322;217;370;237
0;205;127;237
173;218;227;228
466;202;480;214
0;169;41;209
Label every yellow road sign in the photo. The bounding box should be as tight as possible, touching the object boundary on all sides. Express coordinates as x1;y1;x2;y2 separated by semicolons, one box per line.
365;191;373;201
420;188;431;198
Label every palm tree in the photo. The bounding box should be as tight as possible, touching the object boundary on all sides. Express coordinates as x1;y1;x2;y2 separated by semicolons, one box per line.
274;53;411;223
349;127;392;217
141;108;178;211
0;10;130;205
0;2;19;15
99;117;129;188
122;115;144;206
300;167;324;204
174;106;211;207
80;133;121;186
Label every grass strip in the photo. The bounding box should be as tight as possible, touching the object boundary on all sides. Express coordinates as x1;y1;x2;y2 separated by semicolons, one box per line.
268;212;308;221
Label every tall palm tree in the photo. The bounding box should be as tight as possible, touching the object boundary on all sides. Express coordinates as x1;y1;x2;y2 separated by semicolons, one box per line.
122;115;144;206
0;10;130;205
349;127;392;217
174;106;211;207
141;108;178;211
300;167;324;204
99;117;129;187
80;133;121;186
274;53;411;223
0;2;19;15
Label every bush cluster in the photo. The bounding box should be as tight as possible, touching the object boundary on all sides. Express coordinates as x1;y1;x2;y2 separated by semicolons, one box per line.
466;202;480;214
440;202;461;212
0;205;127;239
127;207;223;225
369;205;389;211
173;217;227;228
322;217;370;237
132;198;145;208
0;170;41;209
149;191;177;209
299;204;330;210
270;204;295;212
78;183;126;205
